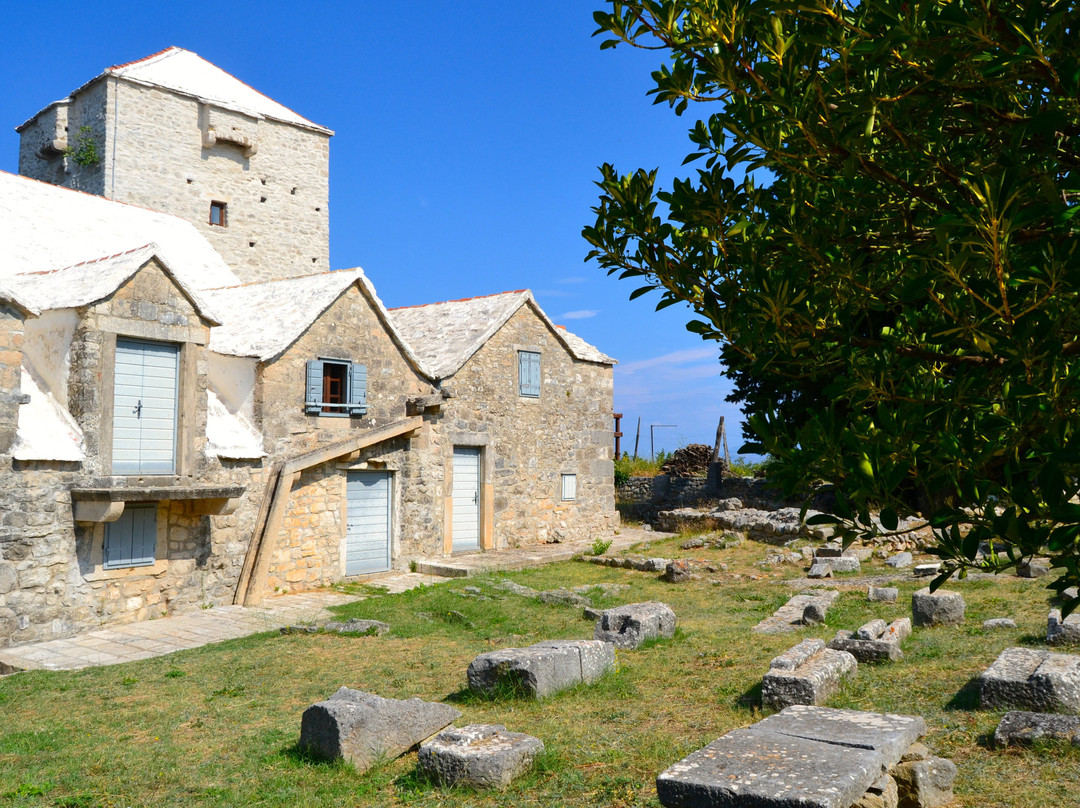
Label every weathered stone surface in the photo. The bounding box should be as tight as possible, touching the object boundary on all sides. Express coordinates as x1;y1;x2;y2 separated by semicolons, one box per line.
829;619;910;663
885;552;913;569
754;589;840;634
1018;558;1051;578
979;646;1080;712
802;601;827;625
418;724;544;788
299;687;460;771
762;639;858;709
661;559;696;583
868;586;899;603
891;756;957;808
281;619;390;636
0;561;16;595
853;774;899;808
912;563;942;577
467;640;615;698
983;617;1017;630
845;547;874;562
911;588;965;627
656;706;925;808
811;556;861;574
1047;609;1080;645
594;601;676;649
993;710;1080;748
815;547;844;558
808;561;833;579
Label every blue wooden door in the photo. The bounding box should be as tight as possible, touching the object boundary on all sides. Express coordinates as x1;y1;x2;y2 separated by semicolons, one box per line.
452;447;480;552
113;338;179;475
345;472;391;575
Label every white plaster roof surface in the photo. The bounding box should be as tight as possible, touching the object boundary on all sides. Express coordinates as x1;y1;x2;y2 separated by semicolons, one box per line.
13;367;84;462
205;388;265;460
2;243;221;324
206;268;425;370
105;47;331;134
0;171;242;294
389;290;615;380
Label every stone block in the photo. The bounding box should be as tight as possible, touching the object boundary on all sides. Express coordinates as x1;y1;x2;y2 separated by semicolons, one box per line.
891;756;957;808
1018;558;1051;578
885;552;913;569
418;724;543;788
593;601;676;649
911;588;964;627
814;547;844;558
852;774;898;808
299;687;460;771
912;563;941;577
467;640;615;699
993;710;1080;748
802;601;827;625
1047;609;1080;645
657;706;925;808
762;639;858;710
829;619;911;663
661;559;695;582
0;562;16;595
808;561;833;578
845;547;874;562
868;586;899;603
979;646;1080;712
754;590;840;634
983;617;1016;630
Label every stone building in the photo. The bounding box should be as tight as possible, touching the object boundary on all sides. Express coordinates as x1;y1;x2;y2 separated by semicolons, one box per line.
0;49;617;645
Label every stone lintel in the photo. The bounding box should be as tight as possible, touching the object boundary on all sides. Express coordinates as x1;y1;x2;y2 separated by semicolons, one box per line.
72;485;245;503
73;499;125;524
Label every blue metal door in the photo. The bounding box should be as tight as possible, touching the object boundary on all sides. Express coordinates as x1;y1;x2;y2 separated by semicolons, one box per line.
345;472;391;575
113;339;179;474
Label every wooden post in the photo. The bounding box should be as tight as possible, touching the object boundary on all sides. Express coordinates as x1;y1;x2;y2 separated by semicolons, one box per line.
712;417;723;462
722;417;732;466
633;416;641;460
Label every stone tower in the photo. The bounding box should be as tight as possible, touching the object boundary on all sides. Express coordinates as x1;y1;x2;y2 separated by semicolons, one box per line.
16;47;332;283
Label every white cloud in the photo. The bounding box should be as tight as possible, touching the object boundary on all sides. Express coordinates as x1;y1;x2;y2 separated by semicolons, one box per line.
558;276;588;284
557;309;598;320
617;346;719;375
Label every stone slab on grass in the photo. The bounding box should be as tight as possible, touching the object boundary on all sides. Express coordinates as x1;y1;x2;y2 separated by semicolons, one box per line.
829;618;911;663
993;710;1080;747
467;639;615;699
1047;609;1080;645
891;756;958;808
868;585;898;603
300;687;460;771
418;724;544;788
979;646;1080;713
753;589;840;634
593;601;676;649
762;638;858;710
656;706;925;808
885;552;913;569
912;588;965;627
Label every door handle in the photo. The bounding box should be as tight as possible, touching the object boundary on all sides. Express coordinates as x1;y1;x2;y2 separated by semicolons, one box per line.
133;400;143;418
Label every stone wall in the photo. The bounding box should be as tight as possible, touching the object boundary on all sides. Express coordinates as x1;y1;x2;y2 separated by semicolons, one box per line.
441;305;617;547
18;78;331;282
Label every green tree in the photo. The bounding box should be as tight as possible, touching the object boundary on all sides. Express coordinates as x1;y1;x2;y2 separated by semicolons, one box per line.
585;0;1080;604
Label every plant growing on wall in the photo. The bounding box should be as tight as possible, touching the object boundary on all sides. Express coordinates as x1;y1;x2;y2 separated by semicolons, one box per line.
585;1;1080;608
64;125;100;167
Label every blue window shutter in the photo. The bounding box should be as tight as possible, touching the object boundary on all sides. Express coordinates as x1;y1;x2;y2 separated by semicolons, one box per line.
519;351;540;397
348;363;367;415
104;504;157;569
305;359;324;414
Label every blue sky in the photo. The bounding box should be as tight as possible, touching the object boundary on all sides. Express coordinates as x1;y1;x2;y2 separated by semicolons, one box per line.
1;1;751;458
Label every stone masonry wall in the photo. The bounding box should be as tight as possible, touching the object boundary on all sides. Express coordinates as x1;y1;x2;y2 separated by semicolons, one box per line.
108;82;330;282
0;260;258;646
440;305;617;547
18;80;108;195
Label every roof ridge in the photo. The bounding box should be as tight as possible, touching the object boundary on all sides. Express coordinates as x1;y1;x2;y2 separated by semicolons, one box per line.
106;46;180;73
388;289;528;312
204;267;362;292
12;243;155;276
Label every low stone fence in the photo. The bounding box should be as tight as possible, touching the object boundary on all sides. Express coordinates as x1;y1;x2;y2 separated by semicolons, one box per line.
616;467;790;523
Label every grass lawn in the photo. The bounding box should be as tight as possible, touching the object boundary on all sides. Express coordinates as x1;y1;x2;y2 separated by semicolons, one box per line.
2;534;1079;807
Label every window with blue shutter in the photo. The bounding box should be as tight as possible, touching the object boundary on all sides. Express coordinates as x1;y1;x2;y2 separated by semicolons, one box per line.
104;503;158;569
518;350;541;398
305;358;367;416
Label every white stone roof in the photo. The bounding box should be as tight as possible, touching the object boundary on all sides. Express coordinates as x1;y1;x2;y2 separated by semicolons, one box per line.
20;47;332;135
206;268;426;371
0;171;242;295
206;388;265;460
2;243;221;324
13;366;84;462
388;290;616;380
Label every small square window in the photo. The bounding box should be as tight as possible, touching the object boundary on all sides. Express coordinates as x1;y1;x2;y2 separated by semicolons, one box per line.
561;473;577;501
305;358;367;416
518;350;541;398
209;201;227;227
104;503;157;569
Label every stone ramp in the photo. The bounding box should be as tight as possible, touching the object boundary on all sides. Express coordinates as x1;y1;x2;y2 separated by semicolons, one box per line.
753;589;840;634
0;591;359;673
657;705;926;808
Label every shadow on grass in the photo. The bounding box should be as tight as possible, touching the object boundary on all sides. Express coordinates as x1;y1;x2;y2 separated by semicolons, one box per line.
279;741;348;768
945;677;982;711
1017;633;1051;647
736;681;763;711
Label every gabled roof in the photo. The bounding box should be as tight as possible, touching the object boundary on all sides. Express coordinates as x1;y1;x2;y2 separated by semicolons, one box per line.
388;290;615;380
2;244;221;324
0;171;241;293
205;268;426;371
19;47;332;135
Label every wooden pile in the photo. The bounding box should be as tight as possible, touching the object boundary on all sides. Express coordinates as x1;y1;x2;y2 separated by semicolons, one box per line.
660;443;713;477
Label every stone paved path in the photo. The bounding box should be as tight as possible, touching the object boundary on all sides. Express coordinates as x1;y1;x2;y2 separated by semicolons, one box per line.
0;528;665;674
